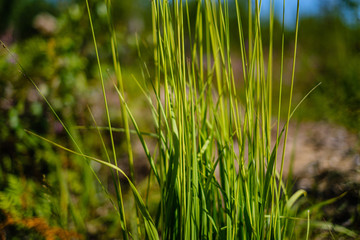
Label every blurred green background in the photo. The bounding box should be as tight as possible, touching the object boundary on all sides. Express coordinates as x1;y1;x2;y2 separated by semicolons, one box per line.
0;0;359;239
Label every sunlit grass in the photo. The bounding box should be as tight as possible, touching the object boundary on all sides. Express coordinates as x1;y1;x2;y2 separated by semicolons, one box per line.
82;0;305;238
103;0;305;238
14;0;307;239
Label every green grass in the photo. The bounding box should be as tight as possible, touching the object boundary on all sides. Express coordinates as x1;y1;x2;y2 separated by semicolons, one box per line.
141;0;303;238
18;0;310;239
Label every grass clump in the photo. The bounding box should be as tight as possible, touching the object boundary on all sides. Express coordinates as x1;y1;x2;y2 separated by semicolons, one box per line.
109;0;304;238
20;0;308;239
143;0;303;238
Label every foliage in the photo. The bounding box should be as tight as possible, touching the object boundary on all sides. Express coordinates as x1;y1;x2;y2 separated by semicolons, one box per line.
0;1;122;238
295;15;360;132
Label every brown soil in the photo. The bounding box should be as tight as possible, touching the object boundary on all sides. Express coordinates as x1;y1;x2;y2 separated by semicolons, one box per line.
282;121;359;186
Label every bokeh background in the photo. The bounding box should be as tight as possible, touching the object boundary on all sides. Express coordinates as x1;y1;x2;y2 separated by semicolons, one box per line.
0;0;359;239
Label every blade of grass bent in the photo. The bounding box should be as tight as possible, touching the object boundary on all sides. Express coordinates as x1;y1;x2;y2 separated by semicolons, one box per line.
84;0;128;237
26;130;159;240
